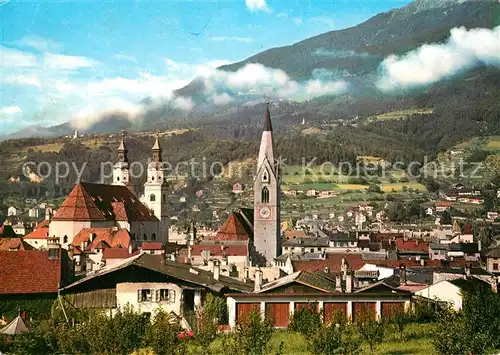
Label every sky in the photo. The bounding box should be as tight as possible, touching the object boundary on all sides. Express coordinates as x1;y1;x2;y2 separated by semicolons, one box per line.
0;0;413;135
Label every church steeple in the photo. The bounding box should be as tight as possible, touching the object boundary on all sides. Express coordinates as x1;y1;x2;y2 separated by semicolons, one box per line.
152;131;162;163
117;131;128;163
265;99;272;132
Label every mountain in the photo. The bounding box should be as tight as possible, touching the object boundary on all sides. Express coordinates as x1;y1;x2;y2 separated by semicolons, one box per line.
175;0;498;97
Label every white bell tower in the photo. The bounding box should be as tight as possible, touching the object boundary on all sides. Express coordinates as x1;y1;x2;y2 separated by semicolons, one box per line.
113;132;135;194
143;131;169;243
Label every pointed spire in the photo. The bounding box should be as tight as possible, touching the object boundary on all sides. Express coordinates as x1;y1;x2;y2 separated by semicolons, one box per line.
117;130;128;163
265;98;272;131
152;129;162;162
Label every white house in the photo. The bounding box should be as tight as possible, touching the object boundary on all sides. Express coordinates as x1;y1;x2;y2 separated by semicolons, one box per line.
415;278;490;311
7;206;17;216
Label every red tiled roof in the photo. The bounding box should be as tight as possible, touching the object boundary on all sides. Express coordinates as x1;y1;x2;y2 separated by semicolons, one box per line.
23;227;49;240
52;183;157;222
34;219;50;230
372;259;441;268
141;242;163;250
190;244;249;257
73;228;132;251
293;254;365;273
102;248;140;260
394;239;429;252
0;250;62;294
210;212;252;241
436;201;453;207
0;238;34;251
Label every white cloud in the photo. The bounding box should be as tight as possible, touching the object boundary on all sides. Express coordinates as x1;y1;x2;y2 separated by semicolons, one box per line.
1;46;38;67
276;12;288;18
44;53;98;70
210;36;254;43
293;18;303;26
13;35;60;52
3;74;41;87
212;92;233;105
305;80;348;95
0;106;22;115
377;26;500;90
245;0;269;12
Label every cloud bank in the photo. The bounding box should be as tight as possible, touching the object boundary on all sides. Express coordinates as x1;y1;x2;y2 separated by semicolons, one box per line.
377;26;500;90
245;0;269;12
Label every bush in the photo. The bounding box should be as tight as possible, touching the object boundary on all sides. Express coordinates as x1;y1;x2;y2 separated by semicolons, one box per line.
288;306;322;339
222;309;274;355
354;307;385;354
144;309;186;355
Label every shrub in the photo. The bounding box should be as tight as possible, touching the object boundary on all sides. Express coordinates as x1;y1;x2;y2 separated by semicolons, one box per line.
288;306;322;339
222;309;274;355
144;309;186;355
354;307;385;354
310;322;360;355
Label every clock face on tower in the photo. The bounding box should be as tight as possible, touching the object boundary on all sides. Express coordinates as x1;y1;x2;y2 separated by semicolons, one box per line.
257;205;272;219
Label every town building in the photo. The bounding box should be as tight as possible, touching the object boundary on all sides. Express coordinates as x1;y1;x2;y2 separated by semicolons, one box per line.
253;101;281;266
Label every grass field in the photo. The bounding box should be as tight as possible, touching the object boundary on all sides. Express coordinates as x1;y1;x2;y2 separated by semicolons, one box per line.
368;108;433;122
24;142;64;153
380;182;426;192
141;323;435;355
337;184;369;190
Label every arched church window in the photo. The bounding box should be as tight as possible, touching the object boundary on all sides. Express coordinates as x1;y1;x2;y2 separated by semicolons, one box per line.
150;194;156;202
262;169;269;182
116;177;120;182
152;233;156;240
63;235;68;244
143;233;148;241
261;187;269;203
152;176;155;181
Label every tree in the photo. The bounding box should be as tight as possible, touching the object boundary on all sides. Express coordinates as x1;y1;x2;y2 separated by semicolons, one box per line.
222;309;274;355
440;210;452;225
354;307;385;354
390;308;413;340
144;309;186;355
288;306;322;339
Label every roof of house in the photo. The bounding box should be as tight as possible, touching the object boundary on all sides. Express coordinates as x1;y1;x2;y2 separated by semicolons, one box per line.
0;238;34;251
61;252;253;293
257;270;337;293
486;245;500;258
51;183;158;222
283;237;329;248
0;250;62;294
23;226;49;240
35;219;50;230
141;242;163;250
292;254;365;273
324;230;357;242
394;239;429;253
190;244;249;257
73;227;132;251
102;248;140;260
283;229;309;239
0;224;16;238
209;210;253;241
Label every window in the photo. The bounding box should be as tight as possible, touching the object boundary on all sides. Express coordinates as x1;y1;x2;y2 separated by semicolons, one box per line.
63;235;68;244
494;263;499;271
163;194;166;202
150;194;156;202
151;233;156;240
144;233;148;241
261;187;269;203
138;289;153;302
117;176;120;182
262;169;269;182
158;289;176;303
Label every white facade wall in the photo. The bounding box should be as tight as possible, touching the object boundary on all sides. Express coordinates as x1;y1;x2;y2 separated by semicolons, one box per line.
415;281;463;311
116;282;184;315
23;238;48;250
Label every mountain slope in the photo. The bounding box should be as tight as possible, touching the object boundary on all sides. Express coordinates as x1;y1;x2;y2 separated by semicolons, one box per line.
176;0;498;97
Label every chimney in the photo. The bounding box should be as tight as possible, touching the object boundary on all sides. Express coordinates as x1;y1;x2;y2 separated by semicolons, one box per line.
465;265;471;278
45;207;51;221
420;258;425;266
345;273;353;293
213;260;220;280
254;269;263;292
208;259;215;273
335;274;342;293
400;265;407;285
478;240;481;252
128;244;132;254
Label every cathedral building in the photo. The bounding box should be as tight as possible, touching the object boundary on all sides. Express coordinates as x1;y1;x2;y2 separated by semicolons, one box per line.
253;100;281;265
48;132;169;251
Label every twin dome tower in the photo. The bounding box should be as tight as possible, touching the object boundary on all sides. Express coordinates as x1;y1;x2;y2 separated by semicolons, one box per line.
111;100;281;266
